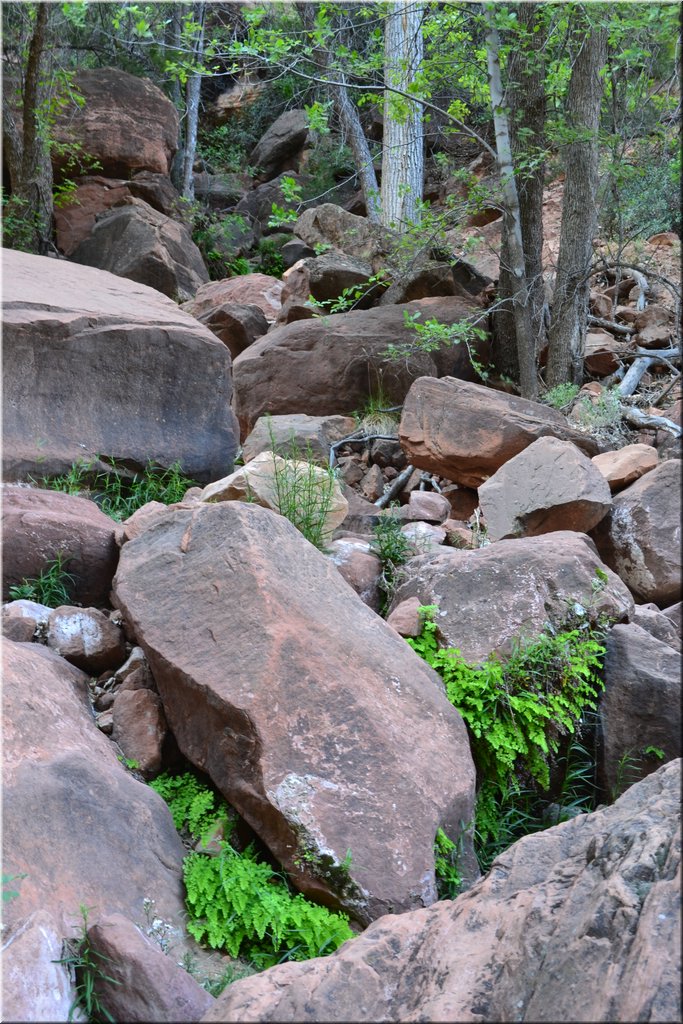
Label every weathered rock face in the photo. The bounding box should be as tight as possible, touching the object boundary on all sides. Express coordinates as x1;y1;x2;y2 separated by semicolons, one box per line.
599;623;681;796
2;249;238;484
281;253;382;308
47;605;126;674
112;502;477;924
325;537;383;612
112;689;168;779
2;485;118;607
294;204;391;266
71;196;209;302
389;532;634;664
250;109;309;181
183;275;284;323
2;640;191;1023
400;377;599;488
181;298;269;361
51;67;179;178
590;459;682;606
478;436;612;541
592;443;659;493
201;760;681;1024
232;297;484;439
86;914;215;1024
242;414;357;465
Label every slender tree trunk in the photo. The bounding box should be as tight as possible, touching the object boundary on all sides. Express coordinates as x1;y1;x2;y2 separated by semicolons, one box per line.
546;21;607;387
180;1;205;201
493;2;547;382
381;1;424;228
483;4;537;400
4;2;54;253
296;1;381;221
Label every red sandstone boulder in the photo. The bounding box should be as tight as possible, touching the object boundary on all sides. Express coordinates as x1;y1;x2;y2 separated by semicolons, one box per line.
281;253;383;309
590;459;682;606
51;67;179;179
184;275;284;323
389;531;634;664
400;377;599;488
599;623;681;797
294;204;391;266
181;299;269;360
2;250;238;484
232;297;485;439
112;501;477;924
2;640;191;1022
478;436;612;541
592;443;659;493
2;485;118;607
46;605;126;674
250;109;309;182
71;196;209;302
242;414;356;465
112;689;167;778
200;761;681;1024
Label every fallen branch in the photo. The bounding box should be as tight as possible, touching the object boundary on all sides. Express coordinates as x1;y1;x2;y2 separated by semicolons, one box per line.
375;464;415;508
587;314;635;336
329;432;398;468
618;357;661;396
619;405;681;437
652;372;681;408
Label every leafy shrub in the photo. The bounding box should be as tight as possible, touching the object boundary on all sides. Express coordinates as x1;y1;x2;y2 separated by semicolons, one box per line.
1;190;38;252
542;382;580;410
150;771;353;970
384;311;491;382
36;458;198;523
256;236;285;277
407;606;607;793
601;150;681;240
370;505;415;611
9;552;75;608
269;436;340;550
191;210;254;280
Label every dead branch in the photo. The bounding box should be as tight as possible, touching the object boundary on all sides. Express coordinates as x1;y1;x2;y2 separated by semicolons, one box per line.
587;314;635;336
619;405;681;438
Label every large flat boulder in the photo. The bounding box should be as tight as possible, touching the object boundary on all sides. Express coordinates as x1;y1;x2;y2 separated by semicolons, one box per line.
201;760;681;1024
112;501;476;925
478;436;612;541
2;485;118;607
399;377;599;488
71;196;209;302
590;459;682;607
2;249;239;484
232;297;485;439
389;532;634;664
250;109;309;182
2;640;191;1022
51;67;179;178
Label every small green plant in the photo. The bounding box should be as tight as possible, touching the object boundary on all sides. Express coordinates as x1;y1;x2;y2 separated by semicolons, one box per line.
370;505;415;612
2;871;27;902
433;828;464;900
37;458;198;522
9;552;75;607
256;237;285;277
1;190;38;251
53;905;120;1023
316;271;389;314
610;744;667;802
384;311;491;382
354;387;401;436
542;382;580;410
150;771;353;969
117;756;140;771
268;432;339;550
268;175;303;228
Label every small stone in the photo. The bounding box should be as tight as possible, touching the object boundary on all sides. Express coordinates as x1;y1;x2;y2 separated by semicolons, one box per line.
407;490;451;524
96;709;114;734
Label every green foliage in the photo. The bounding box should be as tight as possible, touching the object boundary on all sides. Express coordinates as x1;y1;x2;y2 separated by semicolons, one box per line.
269;433;339;550
190;208;254;280
384;311;491;383
9;552;75;608
2;871;27;903
256;236;285;277
542;382;580;410
370;505;414;611
407;606;607;793
601;149;681;240
610;743;667;802
184;845;352;967
149;771;231;843
52;905;120;1023
1;190;38;252
36;458;198;523
267;175;303;229
571;388;623;432
315;271;389;314
151;772;353;970
433;828;464;900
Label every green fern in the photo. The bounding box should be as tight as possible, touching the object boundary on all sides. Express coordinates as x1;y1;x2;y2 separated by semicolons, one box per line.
149;772;230;842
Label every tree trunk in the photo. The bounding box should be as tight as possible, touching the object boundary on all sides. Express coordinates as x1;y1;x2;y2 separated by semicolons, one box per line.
296;2;381;222
483;4;537;400
546;20;608;387
180;2;206;201
493;2;547;383
381;1;424;228
4;2;54;253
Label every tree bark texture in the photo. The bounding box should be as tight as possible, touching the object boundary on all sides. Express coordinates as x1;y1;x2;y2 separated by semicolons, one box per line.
483;4;537;399
546;20;608;387
492;2;547;383
381;1;424;228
